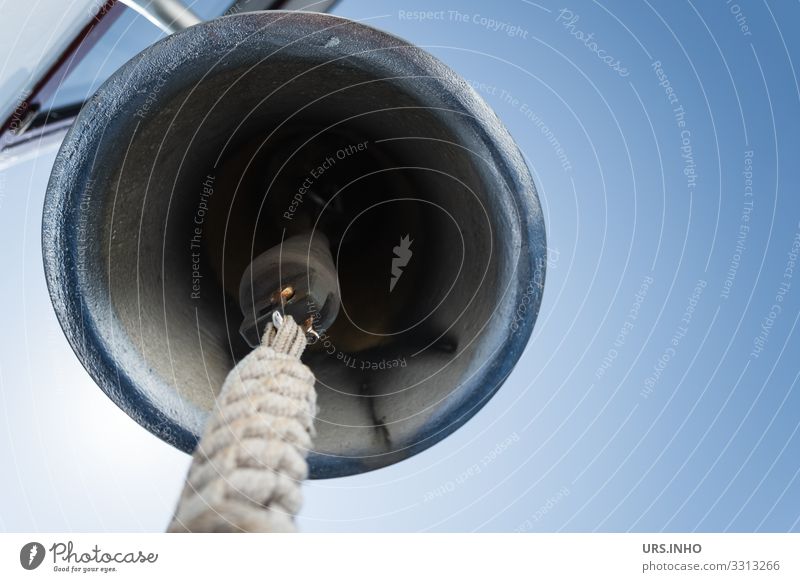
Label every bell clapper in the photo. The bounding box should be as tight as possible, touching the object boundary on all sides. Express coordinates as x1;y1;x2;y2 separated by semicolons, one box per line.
239;233;341;348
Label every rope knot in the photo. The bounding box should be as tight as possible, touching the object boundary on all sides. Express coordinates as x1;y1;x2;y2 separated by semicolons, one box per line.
168;314;316;533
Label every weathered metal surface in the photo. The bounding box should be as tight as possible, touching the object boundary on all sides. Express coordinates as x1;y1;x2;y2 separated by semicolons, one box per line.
42;11;546;478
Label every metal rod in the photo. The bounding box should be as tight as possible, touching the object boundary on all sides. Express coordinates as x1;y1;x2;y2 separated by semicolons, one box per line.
120;0;201;34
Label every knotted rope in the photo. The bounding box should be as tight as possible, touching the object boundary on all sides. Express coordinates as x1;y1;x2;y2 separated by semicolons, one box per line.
168;315;316;532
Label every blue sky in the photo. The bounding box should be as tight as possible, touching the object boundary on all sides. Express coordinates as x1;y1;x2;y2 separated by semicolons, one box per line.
1;0;799;532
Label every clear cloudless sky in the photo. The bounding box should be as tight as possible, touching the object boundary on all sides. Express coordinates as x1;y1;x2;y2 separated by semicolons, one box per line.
1;0;799;532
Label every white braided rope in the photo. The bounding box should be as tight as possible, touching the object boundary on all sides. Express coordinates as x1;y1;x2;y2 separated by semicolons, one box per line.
168;315;316;532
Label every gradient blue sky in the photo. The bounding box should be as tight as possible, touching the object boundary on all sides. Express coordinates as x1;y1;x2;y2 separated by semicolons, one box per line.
1;0;799;532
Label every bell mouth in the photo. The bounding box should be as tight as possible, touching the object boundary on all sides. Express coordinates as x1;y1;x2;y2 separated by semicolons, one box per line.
43;11;546;478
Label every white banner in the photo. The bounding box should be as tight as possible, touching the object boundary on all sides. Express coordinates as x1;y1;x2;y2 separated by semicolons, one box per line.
1;533;797;581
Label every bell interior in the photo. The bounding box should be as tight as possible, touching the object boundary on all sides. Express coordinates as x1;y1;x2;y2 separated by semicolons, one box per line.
52;14;535;477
